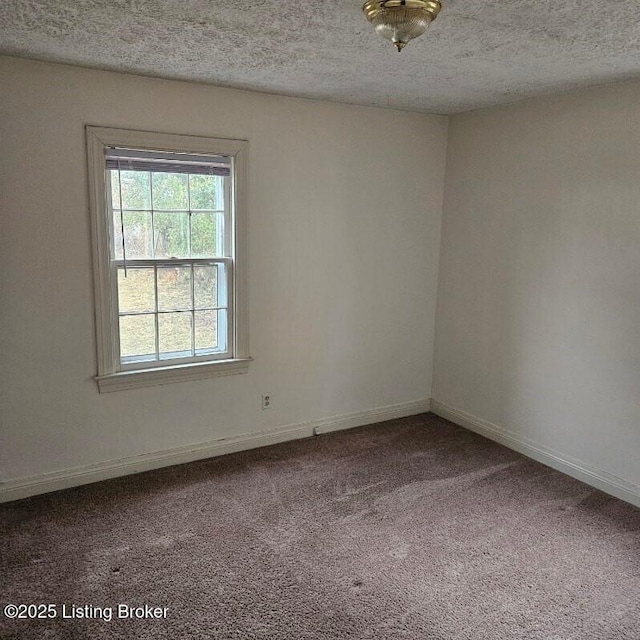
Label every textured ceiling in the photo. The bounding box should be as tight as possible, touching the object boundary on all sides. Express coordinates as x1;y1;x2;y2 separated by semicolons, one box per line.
1;1;640;114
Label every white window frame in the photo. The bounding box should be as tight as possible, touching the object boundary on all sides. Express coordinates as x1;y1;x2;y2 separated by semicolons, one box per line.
86;126;251;392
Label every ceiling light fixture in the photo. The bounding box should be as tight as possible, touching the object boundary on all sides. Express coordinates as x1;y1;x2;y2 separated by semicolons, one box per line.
363;0;442;52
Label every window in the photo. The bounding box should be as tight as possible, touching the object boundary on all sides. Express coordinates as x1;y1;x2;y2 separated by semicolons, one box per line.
87;127;250;392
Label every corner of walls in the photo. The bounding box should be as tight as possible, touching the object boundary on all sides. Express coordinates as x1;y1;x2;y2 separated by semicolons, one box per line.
431;400;640;509
429;112;454;403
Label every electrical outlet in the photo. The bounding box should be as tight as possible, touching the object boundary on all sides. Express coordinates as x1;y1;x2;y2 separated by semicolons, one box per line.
262;393;272;410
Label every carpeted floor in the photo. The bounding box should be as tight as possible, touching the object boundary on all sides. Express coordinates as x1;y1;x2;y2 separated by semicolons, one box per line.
1;413;639;639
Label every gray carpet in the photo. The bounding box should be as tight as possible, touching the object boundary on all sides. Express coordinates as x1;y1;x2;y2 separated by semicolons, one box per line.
1;413;639;639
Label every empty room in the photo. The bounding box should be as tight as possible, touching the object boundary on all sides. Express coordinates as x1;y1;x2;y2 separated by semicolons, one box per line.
1;1;639;638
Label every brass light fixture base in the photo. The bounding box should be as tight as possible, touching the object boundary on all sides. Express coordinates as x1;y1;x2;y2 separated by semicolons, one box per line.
363;0;442;52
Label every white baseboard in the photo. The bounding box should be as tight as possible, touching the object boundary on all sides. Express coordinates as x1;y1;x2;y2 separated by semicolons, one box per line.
430;399;640;509
0;399;431;503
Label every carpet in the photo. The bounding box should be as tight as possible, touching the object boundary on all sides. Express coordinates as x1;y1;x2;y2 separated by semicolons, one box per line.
1;413;639;639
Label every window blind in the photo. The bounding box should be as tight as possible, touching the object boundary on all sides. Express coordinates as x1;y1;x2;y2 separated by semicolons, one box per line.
105;147;231;176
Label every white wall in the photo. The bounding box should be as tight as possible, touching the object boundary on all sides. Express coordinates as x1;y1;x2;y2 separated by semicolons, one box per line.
8;57;636;506
433;81;640;501
0;57;448;495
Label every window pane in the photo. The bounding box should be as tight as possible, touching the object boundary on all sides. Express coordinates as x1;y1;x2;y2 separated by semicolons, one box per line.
113;208;124;260
157;266;192;311
194;265;220;309
117;267;155;313
152;172;188;210
109;170;121;209
216;309;228;353
119;314;156;360
214;176;225;211
154;212;189;258
159;312;192;359
195;310;217;352
191;211;219;257
216;263;228;308
189;174;217;209
119;170;151;210
122;211;153;259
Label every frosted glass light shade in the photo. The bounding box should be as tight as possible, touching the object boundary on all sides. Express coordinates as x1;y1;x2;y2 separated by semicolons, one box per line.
363;0;442;52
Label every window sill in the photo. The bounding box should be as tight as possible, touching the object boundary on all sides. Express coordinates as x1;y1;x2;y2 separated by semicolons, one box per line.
96;357;252;393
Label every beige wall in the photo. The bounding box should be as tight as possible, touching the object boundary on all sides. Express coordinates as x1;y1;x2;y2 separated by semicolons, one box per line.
5;55;638;505
433;81;640;499
0;57;448;492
